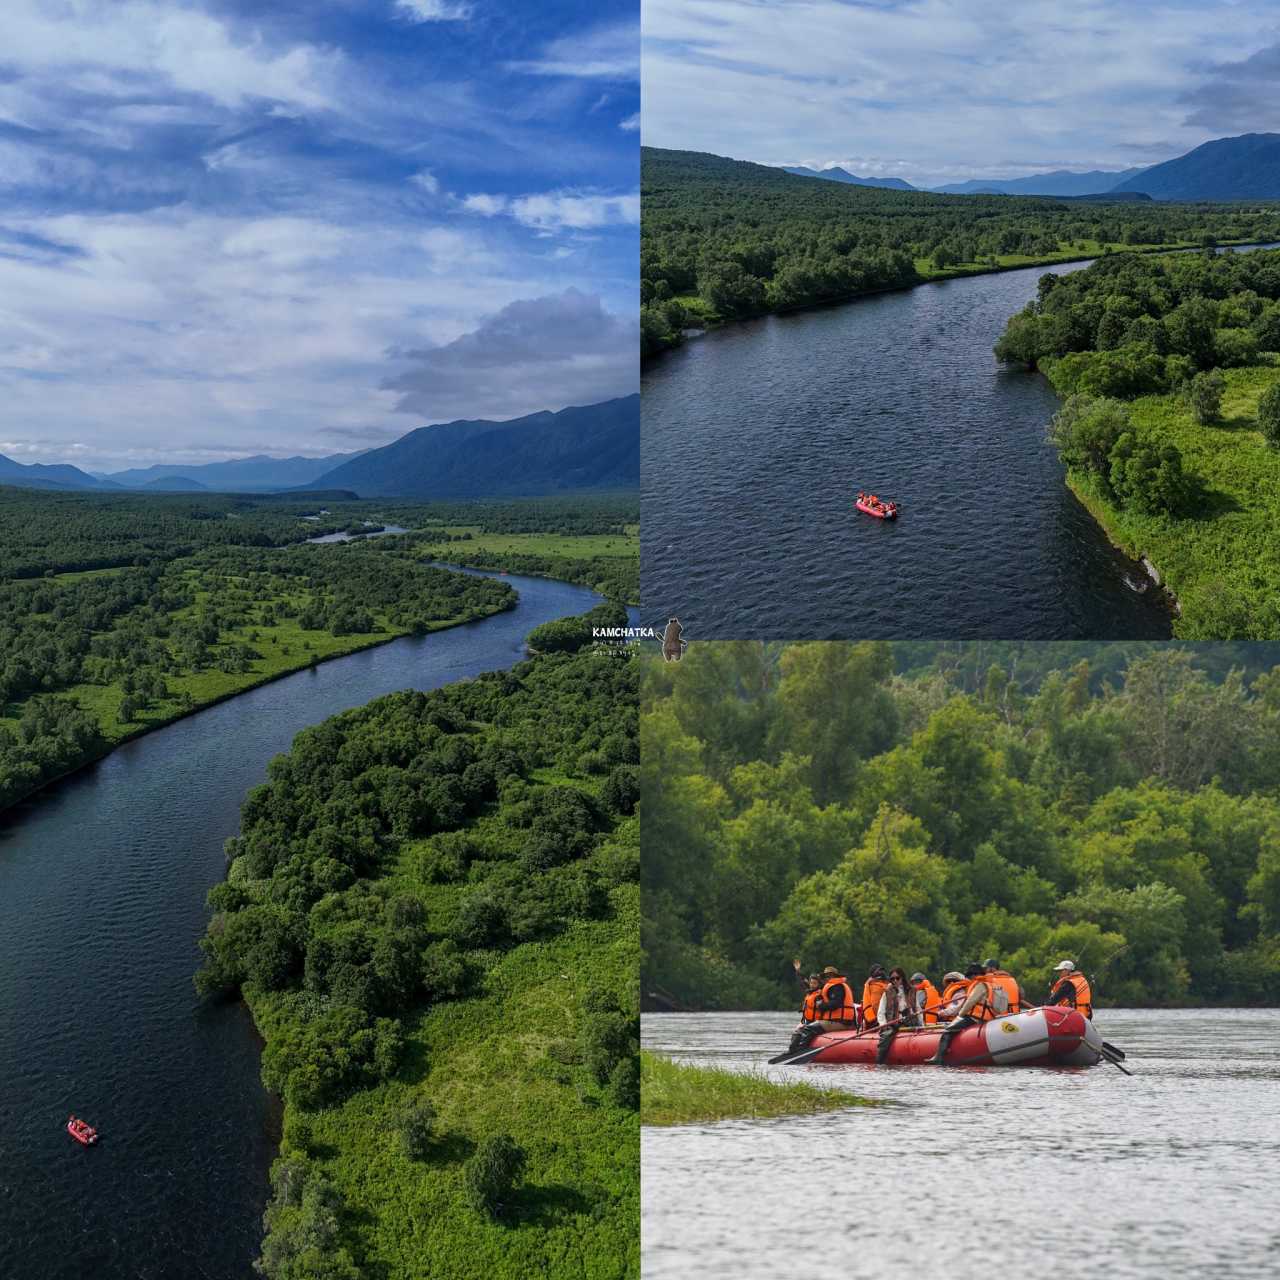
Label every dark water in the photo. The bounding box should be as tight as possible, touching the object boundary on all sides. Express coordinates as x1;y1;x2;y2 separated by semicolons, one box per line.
0;570;609;1280
642;1010;1280;1279
642;260;1178;639
305;522;409;544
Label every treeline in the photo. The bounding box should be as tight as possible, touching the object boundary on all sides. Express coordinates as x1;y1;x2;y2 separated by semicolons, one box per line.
196;636;638;1276
0;547;514;812
640;148;1280;355
642;642;1280;1012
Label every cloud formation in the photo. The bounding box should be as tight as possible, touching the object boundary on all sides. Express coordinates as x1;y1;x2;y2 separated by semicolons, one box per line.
382;288;638;423
643;0;1279;186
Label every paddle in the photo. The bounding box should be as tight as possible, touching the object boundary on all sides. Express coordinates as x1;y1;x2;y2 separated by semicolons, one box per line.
1102;1040;1126;1061
768;1014;916;1066
1099;1043;1133;1076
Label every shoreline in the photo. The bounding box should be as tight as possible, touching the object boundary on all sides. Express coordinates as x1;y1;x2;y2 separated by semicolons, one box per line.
0;593;518;822
643;238;1276;362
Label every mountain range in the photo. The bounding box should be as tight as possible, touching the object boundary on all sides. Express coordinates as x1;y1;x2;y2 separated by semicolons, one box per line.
781;165;915;190
782;133;1280;201
1;396;640;499
301;396;639;498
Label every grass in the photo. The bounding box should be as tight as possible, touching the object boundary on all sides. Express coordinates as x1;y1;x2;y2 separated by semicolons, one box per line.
407;528;639;605
639;1052;878;1127
1064;363;1280;637
242;807;640;1278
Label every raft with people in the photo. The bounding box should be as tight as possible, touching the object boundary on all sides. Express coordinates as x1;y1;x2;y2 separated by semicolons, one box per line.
855;491;899;520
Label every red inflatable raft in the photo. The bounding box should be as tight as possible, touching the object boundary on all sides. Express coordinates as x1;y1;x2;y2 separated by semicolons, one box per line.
67;1115;99;1145
855;493;899;520
801;1007;1102;1068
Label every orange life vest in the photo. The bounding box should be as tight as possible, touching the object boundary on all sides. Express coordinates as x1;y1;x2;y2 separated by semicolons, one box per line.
965;978;997;1022
1065;971;1093;1019
915;979;943;1025
820;975;857;1023
862;977;887;1026
986;970;1022;1014
940;979;969;1009
800;989;822;1022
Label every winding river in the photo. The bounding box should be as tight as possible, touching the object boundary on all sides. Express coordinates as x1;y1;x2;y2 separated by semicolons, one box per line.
641;252;1268;639
0;569;613;1280
642;1009;1280;1280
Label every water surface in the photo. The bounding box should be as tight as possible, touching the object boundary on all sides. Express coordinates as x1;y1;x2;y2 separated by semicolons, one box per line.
0;570;607;1279
642;1010;1280;1279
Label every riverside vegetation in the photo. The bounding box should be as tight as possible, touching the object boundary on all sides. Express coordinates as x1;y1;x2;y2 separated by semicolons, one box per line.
195;633;639;1279
642;641;1280;1013
0;489;636;814
995;249;1280;637
640;148;1280;355
639;1052;874;1127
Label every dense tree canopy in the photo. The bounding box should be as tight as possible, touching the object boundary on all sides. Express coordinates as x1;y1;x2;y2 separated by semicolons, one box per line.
642;642;1280;1012
641;148;1280;355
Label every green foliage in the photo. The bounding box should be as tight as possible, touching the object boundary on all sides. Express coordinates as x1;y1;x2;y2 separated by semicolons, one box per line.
463;1135;527;1219
1188;369;1225;424
642;642;1280;1011
197;639;639;1276
1259;383;1280;447
526;601;630;654
643;147;1275;354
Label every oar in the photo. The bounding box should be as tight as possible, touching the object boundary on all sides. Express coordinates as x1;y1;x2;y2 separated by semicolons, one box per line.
768;1015;914;1066
1099;1043;1132;1076
1102;1040;1126;1061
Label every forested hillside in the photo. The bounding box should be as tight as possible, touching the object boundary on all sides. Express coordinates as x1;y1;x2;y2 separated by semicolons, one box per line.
640;147;1280;354
995;249;1280;637
642;642;1280;1011
197;638;639;1279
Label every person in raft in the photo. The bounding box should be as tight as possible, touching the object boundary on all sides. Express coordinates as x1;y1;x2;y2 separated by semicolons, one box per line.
786;965;859;1053
982;957;1027;1014
910;972;943;1025
936;970;970;1020
1047;960;1094;1020
875;966;915;1062
927;962;997;1065
861;963;889;1029
791;959;824;1022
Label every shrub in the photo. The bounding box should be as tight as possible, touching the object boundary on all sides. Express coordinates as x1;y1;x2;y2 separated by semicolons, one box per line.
1187;369;1225;425
463;1134;526;1219
1258;382;1280;447
400;1100;437;1159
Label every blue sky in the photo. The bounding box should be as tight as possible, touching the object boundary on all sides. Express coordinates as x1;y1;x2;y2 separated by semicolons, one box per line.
0;0;638;471
643;0;1280;186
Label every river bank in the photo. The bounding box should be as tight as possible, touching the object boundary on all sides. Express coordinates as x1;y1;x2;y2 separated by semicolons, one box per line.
646;238;1274;360
0;569;611;1280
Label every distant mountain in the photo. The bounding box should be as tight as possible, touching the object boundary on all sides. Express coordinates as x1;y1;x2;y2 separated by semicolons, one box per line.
1112;133;1280;200
933;168;1146;196
144;475;207;491
0;453;119;492
781;165;915;190
104;451;361;492
305;396;639;498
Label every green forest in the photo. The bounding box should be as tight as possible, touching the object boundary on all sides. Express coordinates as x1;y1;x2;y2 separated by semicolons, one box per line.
994;249;1280;638
642;641;1280;1013
0;488;637;814
195;633;639;1279
640;148;1280;355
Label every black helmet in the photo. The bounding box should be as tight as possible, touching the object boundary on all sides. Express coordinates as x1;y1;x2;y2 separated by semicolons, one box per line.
868;963;885;978
983;958;999;970
964;962;985;978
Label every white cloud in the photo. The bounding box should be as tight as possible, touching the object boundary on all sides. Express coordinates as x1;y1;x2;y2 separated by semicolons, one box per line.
508;20;638;80
619;113;640;132
460;189;639;231
395;0;471;22
411;169;441;194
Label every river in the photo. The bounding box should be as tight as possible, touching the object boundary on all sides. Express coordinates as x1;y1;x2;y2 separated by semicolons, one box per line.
641;1009;1280;1279
642;252;1273;639
0;569;614;1280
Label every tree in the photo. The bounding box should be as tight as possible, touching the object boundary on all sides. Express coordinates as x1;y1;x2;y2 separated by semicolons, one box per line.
1258;382;1280;447
1107;433;1191;515
1187;369;1225;425
400;1100;437;1159
463;1135;526;1219
1048;395;1131;478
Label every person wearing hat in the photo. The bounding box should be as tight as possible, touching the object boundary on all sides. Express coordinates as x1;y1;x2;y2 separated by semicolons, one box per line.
909;972;943;1025
928;963;989;1065
861;963;889;1029
983;958;1026;1014
790;959;825;1025
785;964;858;1054
1047;960;1093;1020
937;971;969;1021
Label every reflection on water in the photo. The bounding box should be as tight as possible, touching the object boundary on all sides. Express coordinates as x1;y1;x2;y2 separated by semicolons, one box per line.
642;1010;1280;1280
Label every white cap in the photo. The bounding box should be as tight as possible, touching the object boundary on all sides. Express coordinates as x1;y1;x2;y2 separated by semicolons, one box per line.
1053;960;1075;972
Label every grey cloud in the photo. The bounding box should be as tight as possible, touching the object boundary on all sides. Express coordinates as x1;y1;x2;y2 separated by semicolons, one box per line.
1181;44;1280;133
316;425;404;440
381;288;637;422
